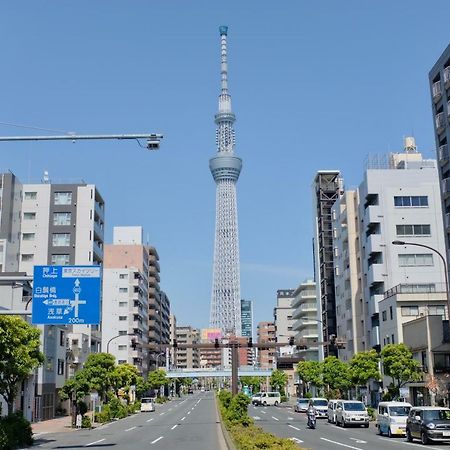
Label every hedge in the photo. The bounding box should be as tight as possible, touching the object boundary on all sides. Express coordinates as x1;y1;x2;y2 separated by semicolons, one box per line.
0;412;33;449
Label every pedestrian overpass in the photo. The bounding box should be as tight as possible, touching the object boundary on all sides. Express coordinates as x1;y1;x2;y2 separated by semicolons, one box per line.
166;366;273;378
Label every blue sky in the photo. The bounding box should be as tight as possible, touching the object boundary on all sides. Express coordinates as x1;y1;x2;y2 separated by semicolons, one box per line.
1;1;449;331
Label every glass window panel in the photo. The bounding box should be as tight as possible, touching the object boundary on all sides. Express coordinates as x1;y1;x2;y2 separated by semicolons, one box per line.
52;233;70;247
23;212;36;220
22;233;35;241
51;254;70;265
24;192;37;200
54;192;72;205
411;196;420;206
394;196;402;206
420;196;428;206
403;196;411;206
53;212;71;226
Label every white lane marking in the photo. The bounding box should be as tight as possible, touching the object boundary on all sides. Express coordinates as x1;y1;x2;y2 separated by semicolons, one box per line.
181;416;186;421
159;412;165;416
151;436;164;444
85;439;105;447
288;417;294;421
350;438;367;444
171;424;178;430
272;416;279;421
168;408;172;411
125;426;136;432
260;410;266;414
147;418;154;422
288;425;300;431
290;437;304;444
187;411;191;415
320;438;363;450
33;432;49;438
252;416;261;420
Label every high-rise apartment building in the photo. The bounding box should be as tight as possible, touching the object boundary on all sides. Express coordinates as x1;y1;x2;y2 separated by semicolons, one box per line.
169;314;177;369
175;326;200;369
292;279;318;361
332;190;366;361
358;142;446;352
312;171;343;358
102;227;151;376
257;321;276;369
274;290;295;356
429;44;450;277
209;26;242;336
240;299;253;338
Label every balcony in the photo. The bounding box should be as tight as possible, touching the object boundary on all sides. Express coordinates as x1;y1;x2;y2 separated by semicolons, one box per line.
367;263;385;286
445;67;450;88
436;112;446;135
93;240;103;258
366;234;383;255
432;81;443;103
439;144;449;163
93;220;104;239
443;178;450;199
94;201;104;219
364;204;382;225
446;213;450;231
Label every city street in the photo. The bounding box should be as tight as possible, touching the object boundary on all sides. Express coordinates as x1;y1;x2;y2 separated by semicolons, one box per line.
31;392;226;450
249;404;450;450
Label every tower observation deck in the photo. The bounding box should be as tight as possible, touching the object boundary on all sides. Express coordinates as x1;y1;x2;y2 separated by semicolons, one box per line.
209;26;242;336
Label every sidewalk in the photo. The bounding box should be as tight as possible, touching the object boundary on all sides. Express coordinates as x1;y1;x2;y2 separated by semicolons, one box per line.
32;415;74;435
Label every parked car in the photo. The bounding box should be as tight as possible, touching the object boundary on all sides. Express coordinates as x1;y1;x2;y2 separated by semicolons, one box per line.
251;392;281;406
335;400;369;428
295;398;310;413
377;401;412;437
327;399;339;423
406;406;450;444
140;398;155;412
311;398;328;418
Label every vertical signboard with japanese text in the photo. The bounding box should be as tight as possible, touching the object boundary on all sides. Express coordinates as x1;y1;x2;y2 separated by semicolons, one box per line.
32;266;101;325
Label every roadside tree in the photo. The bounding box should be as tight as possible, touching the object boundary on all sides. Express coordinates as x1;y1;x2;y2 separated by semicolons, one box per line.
110;363;140;401
297;360;323;394
0;316;44;415
269;369;288;397
322;356;351;397
83;353;116;401
349;350;380;398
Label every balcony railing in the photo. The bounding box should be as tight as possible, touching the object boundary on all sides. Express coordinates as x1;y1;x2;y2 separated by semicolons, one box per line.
384;283;447;298
443;178;450;198
445;67;450;87
436;112;446;134
433;81;443;102
439;144;449;162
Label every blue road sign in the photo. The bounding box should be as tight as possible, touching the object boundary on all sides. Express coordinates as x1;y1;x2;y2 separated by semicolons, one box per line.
32;266;101;325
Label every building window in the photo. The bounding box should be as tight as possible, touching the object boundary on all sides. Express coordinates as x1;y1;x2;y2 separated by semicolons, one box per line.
53;212;71;226
394;196;428;207
46;357;54;372
52;233;70;247
118;330;127;335
22;233;35;241
391;334;395;344
396;224;431;236
119;273;128;279
54;192;72;205
428;305;446;316
382;310;387;321
24;191;37;200
23;212;36;220
119;287;128;293
389;306;393;320
51;254;70;265
118;345;127;350
398;254;433;267
401;306;419;316
119;316;127;321
119;301;127;307
21;254;34;262
57;359;65;375
59;330;65;347
118;360;127;364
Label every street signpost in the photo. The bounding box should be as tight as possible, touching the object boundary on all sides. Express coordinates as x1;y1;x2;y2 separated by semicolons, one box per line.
31;266;101;325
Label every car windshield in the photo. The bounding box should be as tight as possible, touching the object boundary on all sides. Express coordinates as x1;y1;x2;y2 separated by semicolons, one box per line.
253;392;261;397
389;406;410;416
141;398;153;404
344;402;365;411
298;399;309;404
423;410;450;421
313;400;328;407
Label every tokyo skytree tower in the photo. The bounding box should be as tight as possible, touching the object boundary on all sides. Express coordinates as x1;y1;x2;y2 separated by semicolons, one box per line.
209;26;242;336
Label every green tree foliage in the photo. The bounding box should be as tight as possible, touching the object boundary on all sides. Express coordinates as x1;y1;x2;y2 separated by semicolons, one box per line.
349;350;380;386
60;372;91;404
381;343;422;389
269;369;288;395
0;316;44;414
83;353;116;400
239;376;264;393
110;363;140;399
227;393;252;426
297;360;323;391
322;356;351;395
147;369;169;390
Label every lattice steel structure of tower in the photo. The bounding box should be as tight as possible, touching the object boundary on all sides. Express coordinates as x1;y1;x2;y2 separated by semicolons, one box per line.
209;26;242;336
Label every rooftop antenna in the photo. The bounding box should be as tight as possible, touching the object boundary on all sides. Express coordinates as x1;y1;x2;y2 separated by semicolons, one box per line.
42;170;50;184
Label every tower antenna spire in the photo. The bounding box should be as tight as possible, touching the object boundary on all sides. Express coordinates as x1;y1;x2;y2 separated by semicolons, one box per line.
219;26;229;94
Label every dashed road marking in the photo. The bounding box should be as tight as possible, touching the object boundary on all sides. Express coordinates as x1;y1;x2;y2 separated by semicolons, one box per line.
85;439;105;447
260;410;266;414
181;416;186;421
187;411;191;415
288;425;300;431
290;437;304;444
125;426;136;432
147;418;154;422
171;424;178;430
320;438;363;450
272;416;279;421
151;436;164;444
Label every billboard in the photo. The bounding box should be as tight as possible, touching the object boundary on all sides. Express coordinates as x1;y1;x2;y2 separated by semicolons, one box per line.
201;328;222;341
32;266;101;325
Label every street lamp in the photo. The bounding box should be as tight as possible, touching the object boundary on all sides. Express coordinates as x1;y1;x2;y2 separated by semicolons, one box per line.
392;240;450;319
155;352;165;370
106;333;135;354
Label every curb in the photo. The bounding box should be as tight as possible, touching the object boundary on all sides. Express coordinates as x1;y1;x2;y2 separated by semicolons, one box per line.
214;395;236;450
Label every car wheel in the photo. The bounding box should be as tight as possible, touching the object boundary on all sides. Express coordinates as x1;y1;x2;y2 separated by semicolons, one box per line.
263;401;267;406
388;427;392;438
342;419;347;428
421;432;430;445
406;428;413;442
274;401;279;406
364;423;369;429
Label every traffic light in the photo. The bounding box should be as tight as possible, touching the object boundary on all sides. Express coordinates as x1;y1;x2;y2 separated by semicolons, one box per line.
173;339;178;348
131;339;137;350
289;336;295;346
248;338;253;347
214;338;219;348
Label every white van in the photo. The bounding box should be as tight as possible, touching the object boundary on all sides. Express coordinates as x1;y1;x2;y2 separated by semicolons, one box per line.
327;399;339;423
140;398;155;412
251;392;281;406
377;401;412;437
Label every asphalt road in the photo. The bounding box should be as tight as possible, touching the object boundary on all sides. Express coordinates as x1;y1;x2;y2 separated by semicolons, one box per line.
31;392;226;450
249;403;450;450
